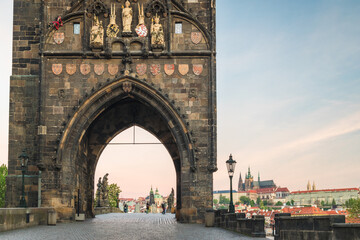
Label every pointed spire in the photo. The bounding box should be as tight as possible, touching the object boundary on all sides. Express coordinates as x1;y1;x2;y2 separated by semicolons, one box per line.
312;181;316;191
258;171;260;183
238;172;243;191
248;166;251;178
307;180;311;191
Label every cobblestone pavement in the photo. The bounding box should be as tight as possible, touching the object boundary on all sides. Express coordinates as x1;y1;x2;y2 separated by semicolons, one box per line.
0;213;269;240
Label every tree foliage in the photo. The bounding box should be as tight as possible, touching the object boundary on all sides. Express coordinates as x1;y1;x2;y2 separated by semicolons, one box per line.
347;198;360;218
219;195;230;204
213;199;218;205
240;196;251;205
275;201;283;206
0;164;8;207
108;183;121;208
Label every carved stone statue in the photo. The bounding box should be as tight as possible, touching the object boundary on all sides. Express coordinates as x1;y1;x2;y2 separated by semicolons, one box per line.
167;188;174;212
107;4;119;38
90;15;104;49
101;173;109;207
96;177;102;207
151;14;165;48
122;0;133;33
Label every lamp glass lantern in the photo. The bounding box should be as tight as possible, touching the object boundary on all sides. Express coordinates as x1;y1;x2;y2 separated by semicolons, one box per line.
226;154;236;177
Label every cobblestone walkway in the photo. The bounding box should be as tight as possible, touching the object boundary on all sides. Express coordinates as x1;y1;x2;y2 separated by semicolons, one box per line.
0;213;268;240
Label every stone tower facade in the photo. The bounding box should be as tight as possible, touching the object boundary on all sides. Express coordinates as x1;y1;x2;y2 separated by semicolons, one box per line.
7;0;216;223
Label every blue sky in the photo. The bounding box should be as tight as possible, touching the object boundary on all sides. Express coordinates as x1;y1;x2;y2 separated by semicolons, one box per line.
0;1;359;197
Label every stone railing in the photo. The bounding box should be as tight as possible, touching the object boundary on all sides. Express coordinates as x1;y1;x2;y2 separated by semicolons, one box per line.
94;207;122;215
0;207;56;232
210;210;266;238
274;214;360;240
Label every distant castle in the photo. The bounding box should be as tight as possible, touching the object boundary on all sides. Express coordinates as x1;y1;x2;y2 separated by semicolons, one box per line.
238;166;276;191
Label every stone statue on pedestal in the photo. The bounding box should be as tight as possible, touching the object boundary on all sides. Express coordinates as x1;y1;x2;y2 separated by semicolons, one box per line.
122;0;133;34
167;188;174;212
96;177;102;207
90;15;104;49
101;173;109;207
151;14;165;49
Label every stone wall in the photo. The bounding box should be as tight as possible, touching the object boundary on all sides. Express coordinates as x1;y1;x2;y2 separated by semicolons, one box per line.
274;214;360;240
214;210;266;238
0;207;54;232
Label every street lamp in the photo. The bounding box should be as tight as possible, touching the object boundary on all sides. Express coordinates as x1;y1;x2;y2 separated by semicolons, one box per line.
226;154;236;213
19;150;29;208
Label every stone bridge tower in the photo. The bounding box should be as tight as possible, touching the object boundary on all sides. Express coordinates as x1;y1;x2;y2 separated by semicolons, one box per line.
7;0;216;223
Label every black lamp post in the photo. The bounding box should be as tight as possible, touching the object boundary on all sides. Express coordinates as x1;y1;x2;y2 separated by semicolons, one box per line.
19;150;29;208
226;154;236;213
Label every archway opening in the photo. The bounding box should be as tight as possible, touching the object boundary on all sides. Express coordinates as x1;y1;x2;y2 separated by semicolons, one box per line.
94;126;176;211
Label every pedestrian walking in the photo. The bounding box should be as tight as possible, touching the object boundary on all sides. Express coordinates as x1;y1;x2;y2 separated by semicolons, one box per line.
124;202;128;213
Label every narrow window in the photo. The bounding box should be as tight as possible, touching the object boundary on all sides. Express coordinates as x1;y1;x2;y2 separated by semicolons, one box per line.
74;23;80;35
175;22;182;34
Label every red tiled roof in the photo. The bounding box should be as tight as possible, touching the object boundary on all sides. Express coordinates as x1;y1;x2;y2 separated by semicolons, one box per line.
257;187;276;194
291;188;359;194
276;187;290;193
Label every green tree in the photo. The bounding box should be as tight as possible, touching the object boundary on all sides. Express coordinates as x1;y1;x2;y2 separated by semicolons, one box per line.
275;201;283;206
332;199;336;206
0;164;8;207
291;199;295;206
250;200;255;207
219;195;230;204
213;199;218;205
263;200;269;206
256;197;261;206
321;200;325;206
347;198;360;218
240;196;251;205
108;183;121;208
286;201;291;206
345;198;356;208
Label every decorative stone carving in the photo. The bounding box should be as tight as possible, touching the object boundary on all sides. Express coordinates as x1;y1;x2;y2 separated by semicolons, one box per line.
135;4;148;37
80;64;91;75
106;4;119;38
52;64;62;75
145;0;167;18
167;188;174;211
164;64;175;76
192;64;203;76
136;63;147;76
122;0;133;34
178;64;189;75
86;0;109;18
191;32;202;45
66;64;77;75
96;177;102;207
108;64;119;75
151;14;165;49
122;81;132;93
90;15;104;49
94;64;105;76
53;32;64;44
150;64;160;76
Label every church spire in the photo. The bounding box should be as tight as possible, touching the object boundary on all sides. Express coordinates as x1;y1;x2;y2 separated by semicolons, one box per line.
307;180;311;191
238;172;243;191
258;172;260;183
312;181;316;190
248;166;251;178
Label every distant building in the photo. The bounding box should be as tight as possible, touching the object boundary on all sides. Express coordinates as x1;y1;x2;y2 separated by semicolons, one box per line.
238;167;276;191
287;187;360;206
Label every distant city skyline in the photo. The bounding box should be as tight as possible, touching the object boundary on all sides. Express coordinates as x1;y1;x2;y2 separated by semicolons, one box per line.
1;1;360;198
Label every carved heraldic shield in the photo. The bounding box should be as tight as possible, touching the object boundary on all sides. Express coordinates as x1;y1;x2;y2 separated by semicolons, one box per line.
164;64;175;76
80;64;91;75
136;64;147;76
150;64;160;76
66;64;77;75
94;64;105;76
191;32;202;45
193;64;203;76
178;64;189;76
122;81;132;93
54;32;65;44
52;64;63;75
108;64;119;76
